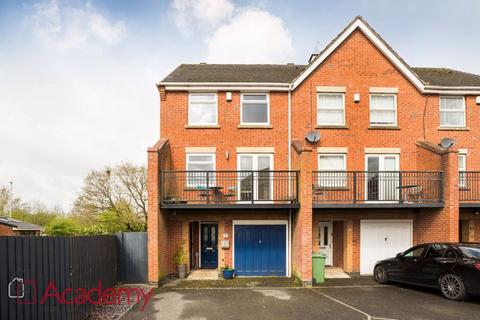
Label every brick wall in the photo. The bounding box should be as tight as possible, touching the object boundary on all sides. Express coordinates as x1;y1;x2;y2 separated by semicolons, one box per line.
160;91;289;171
149;26;480;282
166;211;289;275
0;224;15;236
291;30;479;172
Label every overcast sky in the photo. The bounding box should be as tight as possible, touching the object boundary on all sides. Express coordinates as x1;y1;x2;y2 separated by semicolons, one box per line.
1;0;479;210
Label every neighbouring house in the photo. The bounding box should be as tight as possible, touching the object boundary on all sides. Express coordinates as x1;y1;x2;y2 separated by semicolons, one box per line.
147;16;480;286
0;217;43;236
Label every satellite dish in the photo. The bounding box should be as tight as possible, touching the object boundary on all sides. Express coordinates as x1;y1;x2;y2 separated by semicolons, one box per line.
305;131;321;144
439;137;456;149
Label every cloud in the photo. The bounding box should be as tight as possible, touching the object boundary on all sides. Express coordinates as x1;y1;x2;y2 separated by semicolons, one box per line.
170;0;235;34
170;0;294;63
26;0;126;50
206;8;294;63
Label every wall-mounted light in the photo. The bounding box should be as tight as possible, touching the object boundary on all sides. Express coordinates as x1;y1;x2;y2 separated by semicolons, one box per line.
226;151;229;160
226;92;232;102
354;93;360;103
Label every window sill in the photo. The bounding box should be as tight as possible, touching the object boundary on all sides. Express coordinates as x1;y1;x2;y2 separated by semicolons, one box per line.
368;126;400;130
238;125;272;129
438;127;470;131
185;125;220;129
315;125;349;129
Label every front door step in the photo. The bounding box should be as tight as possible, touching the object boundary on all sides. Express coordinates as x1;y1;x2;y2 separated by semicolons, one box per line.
187;269;219;280
325;267;351;279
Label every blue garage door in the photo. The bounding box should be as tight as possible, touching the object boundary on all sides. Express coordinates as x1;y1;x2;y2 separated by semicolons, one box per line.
234;224;286;276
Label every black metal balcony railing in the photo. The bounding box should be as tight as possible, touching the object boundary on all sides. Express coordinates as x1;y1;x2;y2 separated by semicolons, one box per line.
312;171;444;206
459;171;480;203
161;170;299;206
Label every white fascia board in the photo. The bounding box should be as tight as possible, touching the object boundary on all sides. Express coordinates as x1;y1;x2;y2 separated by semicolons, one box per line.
292;19;425;92
424;88;480;95
164;86;289;92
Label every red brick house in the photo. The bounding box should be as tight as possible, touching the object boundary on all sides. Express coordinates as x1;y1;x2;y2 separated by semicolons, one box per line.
147;16;480;285
0;217;43;236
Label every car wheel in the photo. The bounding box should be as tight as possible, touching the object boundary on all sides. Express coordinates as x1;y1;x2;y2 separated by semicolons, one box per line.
440;274;466;301
374;265;389;284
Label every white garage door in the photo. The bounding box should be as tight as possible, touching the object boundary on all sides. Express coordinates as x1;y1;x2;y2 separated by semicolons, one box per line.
360;220;412;275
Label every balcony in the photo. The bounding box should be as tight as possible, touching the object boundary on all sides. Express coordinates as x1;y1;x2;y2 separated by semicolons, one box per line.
459;171;480;207
313;171;444;208
161;170;299;209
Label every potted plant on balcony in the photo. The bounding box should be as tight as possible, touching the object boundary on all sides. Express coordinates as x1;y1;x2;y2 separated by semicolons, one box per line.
222;264;235;279
174;243;187;279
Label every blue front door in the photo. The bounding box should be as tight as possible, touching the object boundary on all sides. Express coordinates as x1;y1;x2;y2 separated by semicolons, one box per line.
201;224;218;269
234;224;286;276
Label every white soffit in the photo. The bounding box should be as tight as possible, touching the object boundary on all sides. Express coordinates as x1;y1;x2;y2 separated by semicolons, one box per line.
292;18;425;92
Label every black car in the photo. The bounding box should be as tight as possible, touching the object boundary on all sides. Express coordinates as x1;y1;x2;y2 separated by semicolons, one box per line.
374;243;480;300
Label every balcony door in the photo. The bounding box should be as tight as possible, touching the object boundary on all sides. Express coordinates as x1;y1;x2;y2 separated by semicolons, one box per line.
365;154;399;202
238;154;273;202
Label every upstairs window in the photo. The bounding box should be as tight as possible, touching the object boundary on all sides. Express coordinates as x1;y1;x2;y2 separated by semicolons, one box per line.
317;93;345;126
241;94;269;125
188;93;217;126
186;153;215;188
370;94;397;126
440;96;465;127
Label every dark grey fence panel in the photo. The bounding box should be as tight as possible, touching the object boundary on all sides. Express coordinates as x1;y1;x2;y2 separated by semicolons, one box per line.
116;232;148;283
0;235;118;320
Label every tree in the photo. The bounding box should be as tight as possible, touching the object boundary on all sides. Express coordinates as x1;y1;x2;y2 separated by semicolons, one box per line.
11;201;61;227
45;218;80;236
0;185;25;217
72;163;147;231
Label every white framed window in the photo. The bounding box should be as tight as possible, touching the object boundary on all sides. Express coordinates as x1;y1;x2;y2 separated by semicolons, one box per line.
188;93;218;126
317;154;347;188
459;153;467;189
240;93;269;125
237;153;273;202
317;93;345;126
370;94;397;126
440;96;466;127
186;153;216;188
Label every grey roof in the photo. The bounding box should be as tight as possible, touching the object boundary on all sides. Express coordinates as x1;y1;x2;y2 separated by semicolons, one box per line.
160;17;480;88
412;68;480;87
161;64;480;88
161;64;306;83
0;217;43;231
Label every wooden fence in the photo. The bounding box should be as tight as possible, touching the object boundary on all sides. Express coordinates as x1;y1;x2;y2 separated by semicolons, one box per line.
0;235;118;320
116;232;147;284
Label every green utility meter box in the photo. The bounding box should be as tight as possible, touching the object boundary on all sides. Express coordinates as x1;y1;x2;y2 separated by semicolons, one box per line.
312;252;326;284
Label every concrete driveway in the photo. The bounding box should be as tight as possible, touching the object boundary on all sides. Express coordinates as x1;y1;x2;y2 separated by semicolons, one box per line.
124;284;480;320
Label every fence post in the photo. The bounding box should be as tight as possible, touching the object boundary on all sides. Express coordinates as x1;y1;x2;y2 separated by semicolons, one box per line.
440;171;445;203
398;172;403;204
296;171;299;203
353;172;357;203
160;170;164;203
206;172;210;204
251;171;255;204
